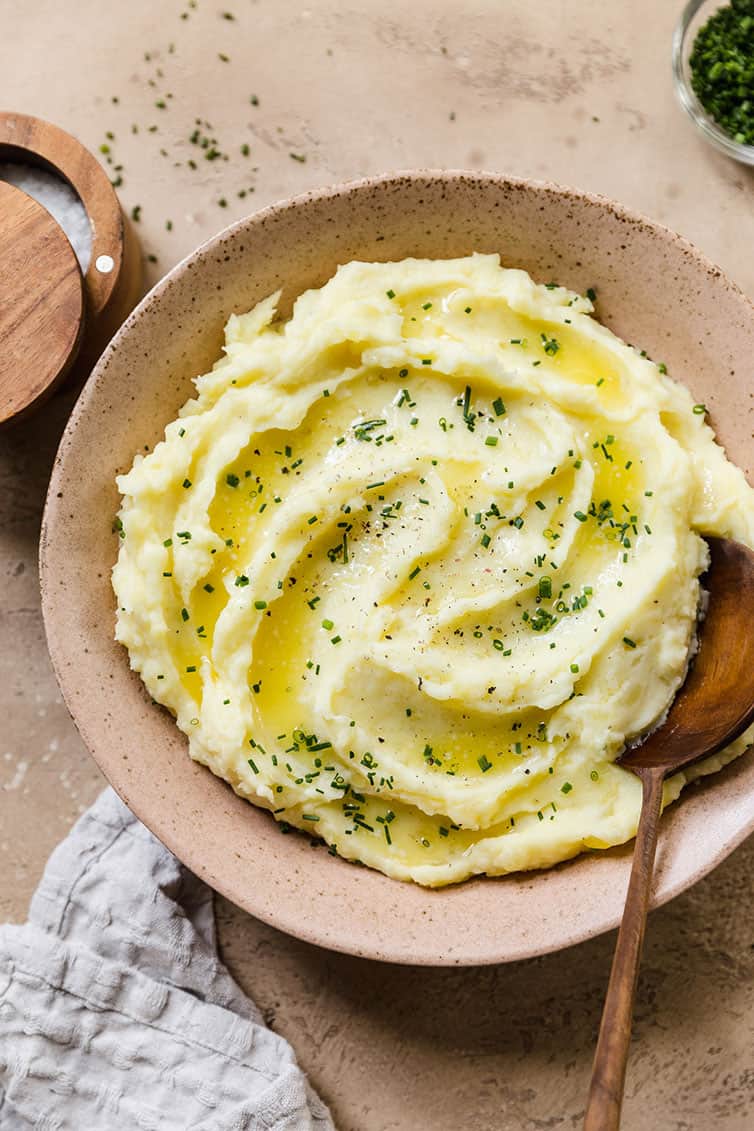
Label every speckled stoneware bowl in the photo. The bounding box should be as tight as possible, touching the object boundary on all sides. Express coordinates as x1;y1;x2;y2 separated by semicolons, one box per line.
41;171;754;966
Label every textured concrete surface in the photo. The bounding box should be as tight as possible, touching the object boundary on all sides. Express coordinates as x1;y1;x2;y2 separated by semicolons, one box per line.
2;1;753;1127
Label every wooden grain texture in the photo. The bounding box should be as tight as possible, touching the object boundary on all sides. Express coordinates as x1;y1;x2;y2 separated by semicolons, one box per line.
0;111;142;420
0;181;84;423
584;767;664;1131
586;538;754;1130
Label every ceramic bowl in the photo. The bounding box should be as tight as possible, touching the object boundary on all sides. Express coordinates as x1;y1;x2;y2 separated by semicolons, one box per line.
41;171;754;966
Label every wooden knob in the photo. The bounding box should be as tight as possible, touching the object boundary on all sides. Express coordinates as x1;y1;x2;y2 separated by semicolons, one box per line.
0;112;142;425
0;181;85;424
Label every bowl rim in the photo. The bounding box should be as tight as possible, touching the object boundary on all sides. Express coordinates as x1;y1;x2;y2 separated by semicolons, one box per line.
40;168;754;965
45;166;754;370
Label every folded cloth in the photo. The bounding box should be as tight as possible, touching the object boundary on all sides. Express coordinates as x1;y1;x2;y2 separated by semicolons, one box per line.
0;789;334;1130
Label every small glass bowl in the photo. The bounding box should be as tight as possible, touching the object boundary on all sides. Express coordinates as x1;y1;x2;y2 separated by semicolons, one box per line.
672;0;754;165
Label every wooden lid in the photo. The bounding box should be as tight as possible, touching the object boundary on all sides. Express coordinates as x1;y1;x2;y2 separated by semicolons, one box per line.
0;180;84;424
0;112;142;426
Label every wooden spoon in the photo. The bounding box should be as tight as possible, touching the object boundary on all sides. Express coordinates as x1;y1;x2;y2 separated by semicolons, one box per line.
584;536;754;1131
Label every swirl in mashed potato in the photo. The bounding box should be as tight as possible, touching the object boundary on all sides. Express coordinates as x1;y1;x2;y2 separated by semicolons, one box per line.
113;255;754;886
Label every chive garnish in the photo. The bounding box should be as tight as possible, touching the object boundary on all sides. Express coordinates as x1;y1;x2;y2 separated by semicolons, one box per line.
538;577;552;599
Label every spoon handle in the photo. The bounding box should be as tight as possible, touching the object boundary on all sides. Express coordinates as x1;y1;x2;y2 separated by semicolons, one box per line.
584;766;665;1131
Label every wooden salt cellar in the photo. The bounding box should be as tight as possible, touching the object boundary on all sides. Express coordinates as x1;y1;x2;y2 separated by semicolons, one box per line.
0;112;142;425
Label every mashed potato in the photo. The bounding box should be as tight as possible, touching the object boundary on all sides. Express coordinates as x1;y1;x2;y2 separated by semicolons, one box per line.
113;254;754;886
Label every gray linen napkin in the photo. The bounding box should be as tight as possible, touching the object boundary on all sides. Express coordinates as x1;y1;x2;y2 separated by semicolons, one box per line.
0;789;334;1130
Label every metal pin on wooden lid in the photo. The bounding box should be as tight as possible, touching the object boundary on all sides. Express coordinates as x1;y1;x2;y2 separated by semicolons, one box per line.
0;112;142;426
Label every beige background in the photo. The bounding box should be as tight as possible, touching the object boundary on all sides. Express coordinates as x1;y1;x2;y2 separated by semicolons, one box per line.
2;1;754;1127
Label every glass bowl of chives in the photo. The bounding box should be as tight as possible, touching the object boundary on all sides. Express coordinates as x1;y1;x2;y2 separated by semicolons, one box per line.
672;0;754;165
